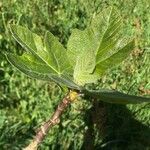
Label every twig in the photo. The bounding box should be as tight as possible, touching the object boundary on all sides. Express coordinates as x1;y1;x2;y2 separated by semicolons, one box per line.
24;90;79;150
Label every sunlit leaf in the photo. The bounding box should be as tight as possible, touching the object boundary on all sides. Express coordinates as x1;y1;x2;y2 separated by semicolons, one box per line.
6;8;149;104
67;7;124;67
6;53;80;89
95;40;134;75
45;31;73;74
67;28;98;67
67;7;134;85
91;7;123;61
7;25;80;89
73;50;99;85
92;7;134;74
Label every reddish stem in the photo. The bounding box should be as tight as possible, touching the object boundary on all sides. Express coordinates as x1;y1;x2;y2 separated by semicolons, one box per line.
24;90;78;150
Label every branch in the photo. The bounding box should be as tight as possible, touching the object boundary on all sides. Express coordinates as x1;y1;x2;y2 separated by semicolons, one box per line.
24;90;79;150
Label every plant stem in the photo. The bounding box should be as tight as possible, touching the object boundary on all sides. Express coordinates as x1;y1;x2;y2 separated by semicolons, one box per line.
24;90;79;150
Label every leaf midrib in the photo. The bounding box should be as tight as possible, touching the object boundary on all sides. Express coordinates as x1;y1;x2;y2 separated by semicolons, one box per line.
95;8;122;65
11;30;62;75
95;7;113;56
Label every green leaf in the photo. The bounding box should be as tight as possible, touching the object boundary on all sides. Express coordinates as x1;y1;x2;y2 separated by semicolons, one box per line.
45;31;73;74
91;7;123;61
67;28;98;67
7;7;135;88
92;7;134;74
7;25;80;89
67;7;134;85
6;53;80;89
95;40;134;75
6;52;55;77
73;50;99;85
10;25;71;74
67;7;124;68
67;28;99;86
84;89;150;104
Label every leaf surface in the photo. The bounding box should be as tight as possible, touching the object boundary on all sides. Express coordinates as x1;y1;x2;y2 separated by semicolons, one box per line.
84;89;150;104
67;7;124;67
95;40;134;75
91;7;123;62
45;31;73;74
8;7;135;88
7;25;80;89
73;50;99;85
6;53;80;89
67;28;98;66
67;7;134;85
91;7;134;74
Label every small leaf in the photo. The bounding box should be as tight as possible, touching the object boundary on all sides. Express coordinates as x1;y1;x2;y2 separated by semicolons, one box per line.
84;89;150;104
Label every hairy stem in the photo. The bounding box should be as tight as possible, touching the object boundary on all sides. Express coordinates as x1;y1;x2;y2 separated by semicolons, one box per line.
24;90;79;150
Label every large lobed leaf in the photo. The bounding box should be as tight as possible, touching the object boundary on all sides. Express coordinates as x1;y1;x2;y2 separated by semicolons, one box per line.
8;7;135;88
6;25;80;90
67;7;134;85
6;8;149;104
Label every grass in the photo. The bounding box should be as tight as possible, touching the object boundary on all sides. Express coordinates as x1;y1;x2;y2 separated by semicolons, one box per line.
0;0;150;149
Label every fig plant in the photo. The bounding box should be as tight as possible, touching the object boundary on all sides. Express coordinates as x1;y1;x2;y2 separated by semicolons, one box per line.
6;7;150;150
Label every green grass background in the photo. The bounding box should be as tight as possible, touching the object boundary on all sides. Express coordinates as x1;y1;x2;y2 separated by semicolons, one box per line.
0;0;150;149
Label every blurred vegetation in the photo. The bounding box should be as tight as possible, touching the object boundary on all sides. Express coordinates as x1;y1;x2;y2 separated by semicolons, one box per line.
0;0;150;149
